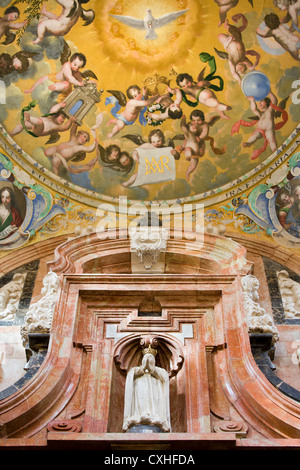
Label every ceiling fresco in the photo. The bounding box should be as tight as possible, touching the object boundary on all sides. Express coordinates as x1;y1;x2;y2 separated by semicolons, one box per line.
0;0;300;211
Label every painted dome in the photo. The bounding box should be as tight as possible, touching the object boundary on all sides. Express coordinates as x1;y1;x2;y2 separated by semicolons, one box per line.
0;0;299;207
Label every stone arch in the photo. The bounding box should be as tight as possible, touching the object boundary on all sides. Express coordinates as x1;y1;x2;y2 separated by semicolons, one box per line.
47;229;253;276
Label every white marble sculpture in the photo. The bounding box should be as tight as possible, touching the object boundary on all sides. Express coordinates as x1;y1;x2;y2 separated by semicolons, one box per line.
0;273;27;321
130;226;168;271
123;340;171;433
20;271;60;347
277;270;300;319
241;274;279;343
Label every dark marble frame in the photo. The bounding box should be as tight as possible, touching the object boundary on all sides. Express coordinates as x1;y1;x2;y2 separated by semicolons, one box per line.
262;256;300;325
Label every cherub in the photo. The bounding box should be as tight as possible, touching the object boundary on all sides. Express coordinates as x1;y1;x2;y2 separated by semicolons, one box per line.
189;109;226;155
123;128;181;158
126;37;142;53
0;53;11;76
25;45;96;101
110;22;125;38
44;122;98;176
176;72;231;119
10;101;75;143
119;150;143;187
273;0;300;29
98;143;121;165
256;13;300;60
179;110;226;180
146;86;183;124
121;128;180;187
33;0;95;45
179;114;207;181
0;51;36;77
105;85;159;138
117;151;134;174
109;1;124;15
215;14;260;84
88;112;133;175
213;0;254;27
0;6;28;45
97;143;134;175
231;91;289;159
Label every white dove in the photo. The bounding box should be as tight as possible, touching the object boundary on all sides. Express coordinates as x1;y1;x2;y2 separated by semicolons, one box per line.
110;8;189;40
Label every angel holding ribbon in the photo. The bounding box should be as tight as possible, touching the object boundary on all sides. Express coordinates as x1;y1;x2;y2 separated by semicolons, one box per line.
231;91;289;160
175;52;232;119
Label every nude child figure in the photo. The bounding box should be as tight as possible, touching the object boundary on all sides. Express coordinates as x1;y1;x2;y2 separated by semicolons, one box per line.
242;93;278;153
44;122;97;175
147;86;183;123
10;103;75;139
213;0;239;26
25;53;87;98
217;14;260;84
107;85;159;138
180;114;209;180
0;6;27;44
273;0;300;28
257;13;300;60
33;0;95;44
176;73;232;119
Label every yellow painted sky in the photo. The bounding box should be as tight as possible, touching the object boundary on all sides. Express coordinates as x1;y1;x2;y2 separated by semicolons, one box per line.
1;0;299;202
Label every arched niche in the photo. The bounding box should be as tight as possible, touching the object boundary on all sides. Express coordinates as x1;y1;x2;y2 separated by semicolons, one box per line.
138;296;162;316
113;333;184;377
108;333;185;433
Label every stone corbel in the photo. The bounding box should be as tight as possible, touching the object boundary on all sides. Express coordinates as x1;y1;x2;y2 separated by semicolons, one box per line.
130;226;168;272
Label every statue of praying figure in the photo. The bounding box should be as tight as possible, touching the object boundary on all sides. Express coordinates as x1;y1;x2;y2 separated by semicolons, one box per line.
122;338;171;433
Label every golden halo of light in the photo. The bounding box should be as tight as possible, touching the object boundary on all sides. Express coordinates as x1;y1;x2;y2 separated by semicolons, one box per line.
91;0;204;75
